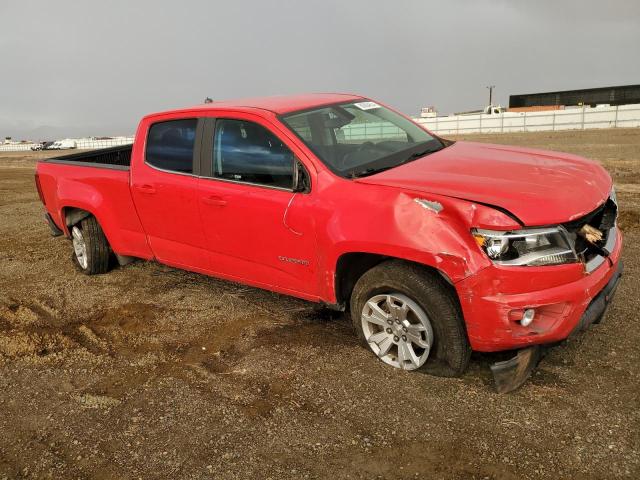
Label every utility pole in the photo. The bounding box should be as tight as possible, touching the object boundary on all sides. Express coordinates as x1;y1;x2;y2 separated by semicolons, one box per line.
486;85;495;107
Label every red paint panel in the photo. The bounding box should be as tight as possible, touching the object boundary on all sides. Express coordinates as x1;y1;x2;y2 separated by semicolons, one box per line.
457;229;622;351
35;94;622;355
357;141;612;226
37;162;152;259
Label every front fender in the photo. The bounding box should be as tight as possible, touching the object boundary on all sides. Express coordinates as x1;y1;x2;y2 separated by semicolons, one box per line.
321;187;518;303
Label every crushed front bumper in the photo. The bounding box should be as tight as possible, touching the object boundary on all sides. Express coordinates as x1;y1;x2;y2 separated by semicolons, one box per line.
490;260;623;393
570;259;623;334
456;227;623;352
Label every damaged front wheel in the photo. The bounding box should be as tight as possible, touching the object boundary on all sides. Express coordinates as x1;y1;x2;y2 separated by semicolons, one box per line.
360;293;433;370
350;260;471;377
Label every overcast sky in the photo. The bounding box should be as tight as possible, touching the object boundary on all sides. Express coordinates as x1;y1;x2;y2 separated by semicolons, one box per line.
1;0;639;139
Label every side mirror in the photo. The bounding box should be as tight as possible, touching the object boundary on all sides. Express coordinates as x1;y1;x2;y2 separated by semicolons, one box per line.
292;159;310;193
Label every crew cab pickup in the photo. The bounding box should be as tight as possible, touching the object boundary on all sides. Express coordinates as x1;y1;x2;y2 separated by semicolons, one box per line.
35;93;623;391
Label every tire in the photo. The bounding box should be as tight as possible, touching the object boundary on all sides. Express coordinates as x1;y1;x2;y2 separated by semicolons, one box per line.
71;216;111;275
350;260;471;377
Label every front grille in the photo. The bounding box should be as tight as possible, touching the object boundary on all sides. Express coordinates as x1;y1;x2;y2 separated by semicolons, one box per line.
599;199;618;231
563;195;617;263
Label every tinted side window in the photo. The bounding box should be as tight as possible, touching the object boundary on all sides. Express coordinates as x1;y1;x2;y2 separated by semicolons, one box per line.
213;119;293;189
281;114;312;142
146;119;197;173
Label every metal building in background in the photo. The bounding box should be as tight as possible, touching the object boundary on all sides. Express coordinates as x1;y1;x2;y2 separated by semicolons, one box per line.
509;84;640;108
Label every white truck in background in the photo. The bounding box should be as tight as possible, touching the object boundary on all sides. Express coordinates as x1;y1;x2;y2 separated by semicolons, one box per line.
483;105;507;115
50;139;77;150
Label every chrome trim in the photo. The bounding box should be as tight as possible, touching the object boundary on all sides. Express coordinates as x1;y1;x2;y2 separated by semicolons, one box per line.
474;227;561;238
474;226;580;266
585;255;606;274
475;193;618;271
143;160;295;193
610;186;617;208
144;161;198;178
201;175;294;192
585;226;617;273
602;225;618;255
494;248;577;266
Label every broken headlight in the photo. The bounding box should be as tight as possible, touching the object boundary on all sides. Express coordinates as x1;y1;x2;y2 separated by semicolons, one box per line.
472;227;578;266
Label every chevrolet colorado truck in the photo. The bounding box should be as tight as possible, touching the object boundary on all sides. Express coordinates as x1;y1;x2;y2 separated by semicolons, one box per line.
35;94;623;391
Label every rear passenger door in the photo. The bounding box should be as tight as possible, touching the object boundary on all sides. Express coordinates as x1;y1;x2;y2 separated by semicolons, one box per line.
197;114;318;297
131;117;209;270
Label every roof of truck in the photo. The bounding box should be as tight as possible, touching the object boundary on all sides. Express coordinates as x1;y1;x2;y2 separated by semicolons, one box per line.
148;93;365;118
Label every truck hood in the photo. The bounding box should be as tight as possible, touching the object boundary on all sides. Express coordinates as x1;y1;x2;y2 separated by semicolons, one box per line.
356;141;612;226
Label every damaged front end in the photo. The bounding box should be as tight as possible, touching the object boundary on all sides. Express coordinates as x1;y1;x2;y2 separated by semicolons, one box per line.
490;346;543;394
490;257;623;393
472;190;618;273
563;194;618;273
477;191;622;393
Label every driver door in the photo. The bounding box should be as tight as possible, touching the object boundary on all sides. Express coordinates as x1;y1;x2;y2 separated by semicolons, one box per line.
197;114;318;298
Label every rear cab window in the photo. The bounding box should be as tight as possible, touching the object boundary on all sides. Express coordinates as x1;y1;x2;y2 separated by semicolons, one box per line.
146;119;198;174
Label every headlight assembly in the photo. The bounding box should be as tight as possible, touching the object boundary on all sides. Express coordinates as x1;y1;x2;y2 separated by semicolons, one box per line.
472;227;578;266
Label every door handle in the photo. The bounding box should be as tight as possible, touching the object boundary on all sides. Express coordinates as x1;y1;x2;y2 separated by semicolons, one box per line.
202;195;227;207
135;184;156;194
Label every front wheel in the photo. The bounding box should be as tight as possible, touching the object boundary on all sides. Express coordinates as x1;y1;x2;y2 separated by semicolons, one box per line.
350;260;471;377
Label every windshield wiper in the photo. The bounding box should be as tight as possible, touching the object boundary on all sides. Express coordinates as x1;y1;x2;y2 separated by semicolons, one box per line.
406;146;442;161
350;165;395;178
351;144;445;178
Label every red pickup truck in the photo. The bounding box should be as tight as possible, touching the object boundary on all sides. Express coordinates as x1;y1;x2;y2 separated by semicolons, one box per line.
35;93;623;391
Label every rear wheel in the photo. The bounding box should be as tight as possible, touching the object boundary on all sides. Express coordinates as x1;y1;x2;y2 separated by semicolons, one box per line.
350;260;471;377
71;216;111;275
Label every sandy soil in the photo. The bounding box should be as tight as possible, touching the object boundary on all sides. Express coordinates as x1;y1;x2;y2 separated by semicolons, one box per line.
0;129;638;479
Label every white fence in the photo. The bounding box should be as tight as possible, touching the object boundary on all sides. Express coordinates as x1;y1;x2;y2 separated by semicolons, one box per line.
0;143;37;152
340;122;405;140
0;136;134;152
414;103;640;135
2;103;640;152
74;137;134;149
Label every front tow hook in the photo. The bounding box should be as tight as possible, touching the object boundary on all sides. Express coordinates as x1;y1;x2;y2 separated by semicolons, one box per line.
490;346;543;393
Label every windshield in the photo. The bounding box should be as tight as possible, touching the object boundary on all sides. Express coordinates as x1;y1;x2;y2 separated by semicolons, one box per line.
280;100;445;178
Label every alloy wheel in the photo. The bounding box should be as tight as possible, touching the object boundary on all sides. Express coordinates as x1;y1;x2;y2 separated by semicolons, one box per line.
72;226;88;269
361;293;433;370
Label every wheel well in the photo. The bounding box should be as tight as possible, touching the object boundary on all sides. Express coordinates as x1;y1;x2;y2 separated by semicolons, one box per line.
62;207;92;229
335;253;455;307
62;207;128;265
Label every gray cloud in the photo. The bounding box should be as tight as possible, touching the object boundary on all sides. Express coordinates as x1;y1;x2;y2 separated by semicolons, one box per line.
1;0;638;139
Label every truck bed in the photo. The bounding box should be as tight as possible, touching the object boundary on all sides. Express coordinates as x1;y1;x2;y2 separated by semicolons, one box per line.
36;147;153;260
43;144;132;170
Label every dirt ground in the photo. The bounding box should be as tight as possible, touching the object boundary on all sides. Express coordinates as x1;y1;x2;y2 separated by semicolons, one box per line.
0;129;638;479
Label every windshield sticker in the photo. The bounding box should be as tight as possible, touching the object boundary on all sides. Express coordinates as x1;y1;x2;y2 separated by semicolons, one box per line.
353;101;381;111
